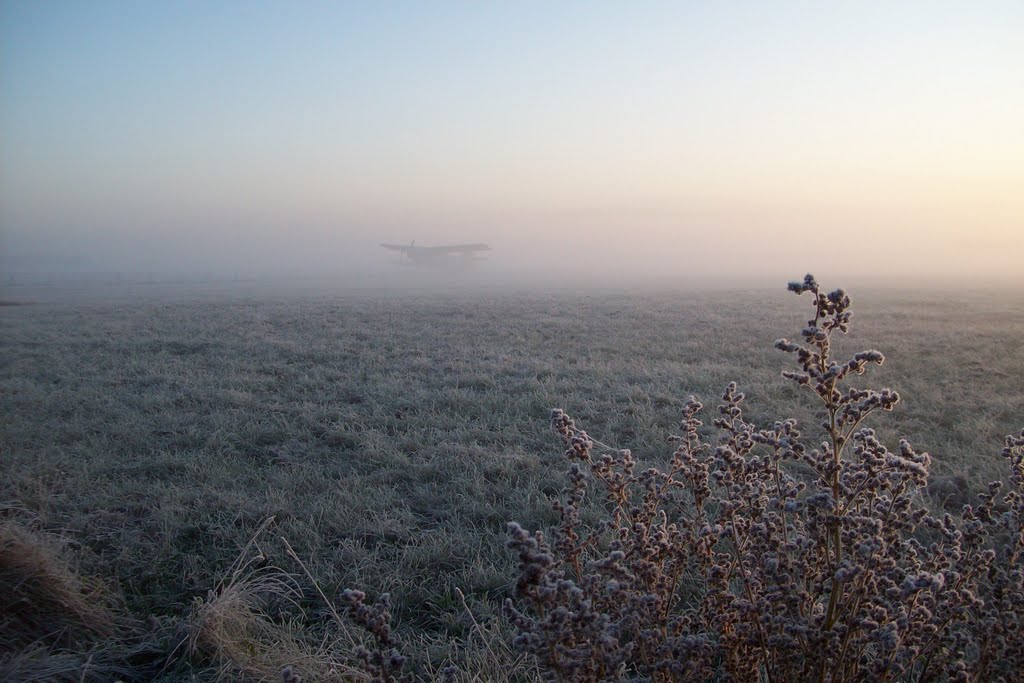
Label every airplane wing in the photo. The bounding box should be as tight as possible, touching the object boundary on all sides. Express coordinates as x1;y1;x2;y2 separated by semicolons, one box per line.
380;243;490;254
381;243;490;267
435;243;491;254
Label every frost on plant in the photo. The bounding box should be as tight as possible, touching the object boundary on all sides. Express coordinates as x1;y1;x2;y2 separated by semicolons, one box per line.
505;275;1024;682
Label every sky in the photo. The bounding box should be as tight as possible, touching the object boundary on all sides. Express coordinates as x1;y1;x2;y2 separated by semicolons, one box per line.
1;1;1022;286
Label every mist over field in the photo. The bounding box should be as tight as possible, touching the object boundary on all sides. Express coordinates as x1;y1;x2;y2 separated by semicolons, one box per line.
4;190;1023;291
4;218;1022;295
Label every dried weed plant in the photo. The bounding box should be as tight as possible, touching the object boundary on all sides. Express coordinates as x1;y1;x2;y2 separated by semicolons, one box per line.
501;275;1024;682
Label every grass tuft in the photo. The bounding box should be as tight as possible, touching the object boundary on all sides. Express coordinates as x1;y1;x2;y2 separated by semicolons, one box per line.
0;521;118;652
186;520;362;682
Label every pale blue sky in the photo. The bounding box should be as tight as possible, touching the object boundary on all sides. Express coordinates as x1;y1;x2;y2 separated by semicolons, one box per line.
2;1;1022;281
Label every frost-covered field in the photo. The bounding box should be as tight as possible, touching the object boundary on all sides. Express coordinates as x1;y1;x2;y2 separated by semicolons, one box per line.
2;283;1022;679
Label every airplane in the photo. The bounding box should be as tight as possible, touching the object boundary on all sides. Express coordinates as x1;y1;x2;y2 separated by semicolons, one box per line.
380;241;491;267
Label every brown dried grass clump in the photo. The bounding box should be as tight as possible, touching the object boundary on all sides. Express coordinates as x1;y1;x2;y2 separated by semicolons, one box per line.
187;524;362;682
0;521;117;653
0;521;141;681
